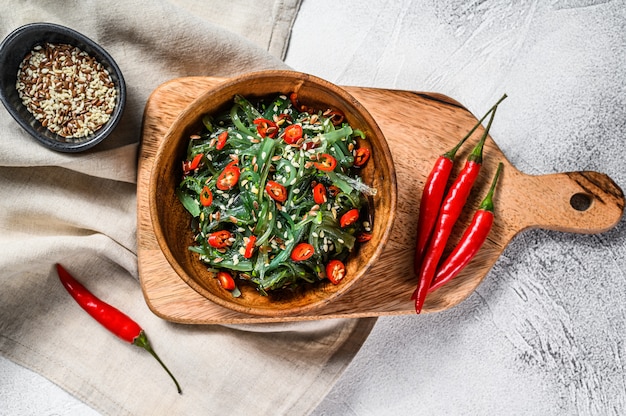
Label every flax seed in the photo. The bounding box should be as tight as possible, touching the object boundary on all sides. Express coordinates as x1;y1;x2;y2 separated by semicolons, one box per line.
16;42;117;140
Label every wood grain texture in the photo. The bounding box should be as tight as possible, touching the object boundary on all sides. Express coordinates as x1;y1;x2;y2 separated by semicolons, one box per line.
137;76;625;324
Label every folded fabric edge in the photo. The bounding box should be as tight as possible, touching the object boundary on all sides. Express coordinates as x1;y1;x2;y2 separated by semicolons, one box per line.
287;317;378;415
1;316;378;416
271;0;304;59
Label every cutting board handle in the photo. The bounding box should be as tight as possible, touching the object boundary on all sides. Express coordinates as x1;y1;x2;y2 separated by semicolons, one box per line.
508;169;624;234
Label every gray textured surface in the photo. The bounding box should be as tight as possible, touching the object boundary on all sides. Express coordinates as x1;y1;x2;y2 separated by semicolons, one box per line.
2;0;625;415
291;1;626;415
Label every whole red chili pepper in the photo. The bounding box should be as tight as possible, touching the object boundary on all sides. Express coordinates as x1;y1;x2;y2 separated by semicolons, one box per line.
56;264;182;394
414;94;507;274
429;162;503;293
412;103;500;313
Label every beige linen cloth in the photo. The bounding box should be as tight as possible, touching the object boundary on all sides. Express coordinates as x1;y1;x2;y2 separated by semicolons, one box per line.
0;1;376;415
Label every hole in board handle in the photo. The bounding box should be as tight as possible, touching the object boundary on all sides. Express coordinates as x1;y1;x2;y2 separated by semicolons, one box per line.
570;193;592;211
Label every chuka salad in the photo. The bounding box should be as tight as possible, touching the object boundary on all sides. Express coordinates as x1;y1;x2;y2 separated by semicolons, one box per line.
177;93;376;296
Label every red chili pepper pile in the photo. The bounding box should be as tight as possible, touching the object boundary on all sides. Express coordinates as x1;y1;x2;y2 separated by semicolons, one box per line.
429;162;503;293
56;264;182;394
412;95;506;313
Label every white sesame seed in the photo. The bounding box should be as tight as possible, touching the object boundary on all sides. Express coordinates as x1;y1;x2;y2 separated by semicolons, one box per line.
16;42;117;139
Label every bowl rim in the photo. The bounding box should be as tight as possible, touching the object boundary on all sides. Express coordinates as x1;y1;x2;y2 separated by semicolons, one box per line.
149;69;397;316
0;22;126;152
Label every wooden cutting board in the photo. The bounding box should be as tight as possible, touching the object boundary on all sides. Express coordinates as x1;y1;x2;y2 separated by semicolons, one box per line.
137;76;624;324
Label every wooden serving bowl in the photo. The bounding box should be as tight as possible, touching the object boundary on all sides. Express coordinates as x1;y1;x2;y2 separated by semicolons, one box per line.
149;70;397;317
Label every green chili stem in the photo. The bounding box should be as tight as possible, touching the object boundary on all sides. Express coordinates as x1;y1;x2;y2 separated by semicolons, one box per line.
444;93;507;160
467;96;504;164
133;331;182;394
478;162;504;212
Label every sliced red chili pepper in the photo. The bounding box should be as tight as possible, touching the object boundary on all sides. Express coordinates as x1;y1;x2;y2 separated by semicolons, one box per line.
326;110;344;126
253;118;278;138
340;208;359;228
216;161;240;190
429;163;503;294
55;264;182;394
216;131;228;150
208;230;233;249
328;185;341;197
289;92;299;108
244;235;257;259
265;180;287;203
182;153;203;173
312;183;327;204
413;102;501;314
289;92;306;112
314;153;337;171
217;271;236;290
277;113;292;123
291;242;314;261
284;124;303;145
199;186;213;207
353;148;370;167
356;232;373;242
326;259;346;284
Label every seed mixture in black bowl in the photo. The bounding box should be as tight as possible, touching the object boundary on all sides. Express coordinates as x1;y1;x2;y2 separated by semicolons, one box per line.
0;22;126;152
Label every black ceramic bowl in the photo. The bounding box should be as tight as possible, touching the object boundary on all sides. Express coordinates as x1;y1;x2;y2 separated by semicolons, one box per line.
0;22;126;152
